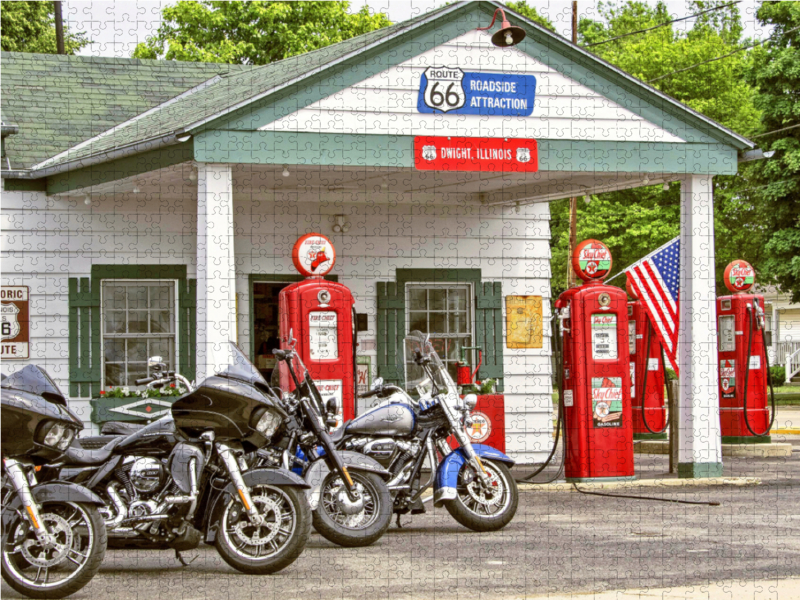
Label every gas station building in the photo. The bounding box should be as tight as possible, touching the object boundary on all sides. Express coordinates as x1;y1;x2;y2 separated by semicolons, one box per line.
0;1;754;474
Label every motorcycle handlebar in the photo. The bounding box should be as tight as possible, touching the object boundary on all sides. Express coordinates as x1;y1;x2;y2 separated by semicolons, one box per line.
273;349;288;361
135;377;155;386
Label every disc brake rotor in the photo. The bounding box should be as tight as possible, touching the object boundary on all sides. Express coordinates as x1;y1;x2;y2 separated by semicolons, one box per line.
20;513;73;568
464;468;503;508
232;495;282;547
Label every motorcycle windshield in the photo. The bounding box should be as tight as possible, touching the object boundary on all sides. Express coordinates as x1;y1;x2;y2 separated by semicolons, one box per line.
270;350;308;393
0;364;68;406
215;341;270;388
404;331;458;398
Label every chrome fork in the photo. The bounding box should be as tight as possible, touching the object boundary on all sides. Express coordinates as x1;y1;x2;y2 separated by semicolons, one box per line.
217;442;262;524
3;458;47;538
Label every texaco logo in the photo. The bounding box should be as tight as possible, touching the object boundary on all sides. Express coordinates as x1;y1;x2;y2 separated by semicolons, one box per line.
465;411;491;444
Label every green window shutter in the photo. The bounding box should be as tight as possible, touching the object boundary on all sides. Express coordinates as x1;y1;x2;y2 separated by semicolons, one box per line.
68;277;101;397
376;281;405;386
476;281;504;392
179;278;197;382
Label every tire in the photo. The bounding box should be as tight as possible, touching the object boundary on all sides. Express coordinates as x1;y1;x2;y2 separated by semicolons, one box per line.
444;459;518;532
312;471;392;548
215;484;310;575
1;501;107;599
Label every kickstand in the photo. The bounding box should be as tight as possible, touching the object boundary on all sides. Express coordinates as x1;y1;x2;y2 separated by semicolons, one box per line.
395;513;409;529
175;549;197;567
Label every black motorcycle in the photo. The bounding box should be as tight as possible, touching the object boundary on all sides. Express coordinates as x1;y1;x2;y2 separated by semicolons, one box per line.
332;331;519;531
48;342;311;575
254;347;392;547
1;366;107;599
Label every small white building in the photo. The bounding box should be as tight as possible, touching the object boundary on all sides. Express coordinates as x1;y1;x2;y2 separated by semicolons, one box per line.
1;2;753;474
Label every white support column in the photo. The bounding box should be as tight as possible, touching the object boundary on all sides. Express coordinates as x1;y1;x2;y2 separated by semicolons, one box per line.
677;174;723;478
196;163;236;381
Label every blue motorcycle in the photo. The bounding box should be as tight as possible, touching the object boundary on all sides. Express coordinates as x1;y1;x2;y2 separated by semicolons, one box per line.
330;331;518;531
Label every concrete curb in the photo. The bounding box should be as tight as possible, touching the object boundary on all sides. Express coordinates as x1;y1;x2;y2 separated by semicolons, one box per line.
518;476;760;492
634;440;793;457
772;428;800;435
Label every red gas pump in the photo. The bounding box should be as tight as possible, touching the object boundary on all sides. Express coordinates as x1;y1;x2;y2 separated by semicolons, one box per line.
279;234;356;426
556;240;634;482
717;260;775;442
627;280;667;439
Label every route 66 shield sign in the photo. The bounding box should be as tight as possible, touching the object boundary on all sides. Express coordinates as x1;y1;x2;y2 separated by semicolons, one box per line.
421;66;466;113
1;302;20;340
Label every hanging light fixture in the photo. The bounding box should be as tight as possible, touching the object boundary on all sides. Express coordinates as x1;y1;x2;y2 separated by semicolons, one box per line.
476;8;526;47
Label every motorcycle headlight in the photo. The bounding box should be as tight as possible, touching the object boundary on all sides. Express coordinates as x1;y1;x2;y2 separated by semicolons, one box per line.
57;428;75;451
37;421;67;449
463;394;478;411
254;408;282;439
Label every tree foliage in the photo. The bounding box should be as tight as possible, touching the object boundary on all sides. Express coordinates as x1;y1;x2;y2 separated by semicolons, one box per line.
132;1;391;65
550;1;762;297
505;2;556;32
743;1;800;301
1;1;89;54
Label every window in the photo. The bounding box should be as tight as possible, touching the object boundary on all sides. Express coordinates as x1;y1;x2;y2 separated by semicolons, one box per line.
101;281;177;387
406;284;472;381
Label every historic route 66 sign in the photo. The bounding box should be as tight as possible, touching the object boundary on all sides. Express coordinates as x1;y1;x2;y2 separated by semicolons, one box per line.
1;302;20;340
421;66;466;113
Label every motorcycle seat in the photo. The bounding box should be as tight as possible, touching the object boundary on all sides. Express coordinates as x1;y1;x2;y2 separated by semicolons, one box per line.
329;425;347;444
101;421;146;435
64;436;123;465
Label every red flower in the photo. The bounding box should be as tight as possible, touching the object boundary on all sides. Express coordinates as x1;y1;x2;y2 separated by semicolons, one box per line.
100;390;105;395
170;383;175;388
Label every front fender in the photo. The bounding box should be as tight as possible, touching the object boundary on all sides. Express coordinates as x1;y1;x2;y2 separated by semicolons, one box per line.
304;451;389;510
433;444;515;507
3;481;106;513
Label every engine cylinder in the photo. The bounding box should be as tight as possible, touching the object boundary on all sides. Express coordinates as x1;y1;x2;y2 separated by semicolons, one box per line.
129;457;166;494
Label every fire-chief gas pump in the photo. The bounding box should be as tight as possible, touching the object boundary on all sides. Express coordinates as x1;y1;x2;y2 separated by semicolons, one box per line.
278;233;356;427
717;260;776;442
626;280;668;440
555;239;635;482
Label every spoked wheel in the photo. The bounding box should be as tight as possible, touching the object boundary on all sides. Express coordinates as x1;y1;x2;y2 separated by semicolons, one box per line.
215;484;310;575
1;502;107;599
444;459;518;532
312;471;392;547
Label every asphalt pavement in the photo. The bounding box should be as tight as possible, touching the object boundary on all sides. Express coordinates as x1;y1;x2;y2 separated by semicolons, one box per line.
4;442;798;600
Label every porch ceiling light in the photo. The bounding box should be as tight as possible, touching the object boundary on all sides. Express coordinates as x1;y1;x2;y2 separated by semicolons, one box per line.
282;165;290;178
477;8;526;47
175;132;192;143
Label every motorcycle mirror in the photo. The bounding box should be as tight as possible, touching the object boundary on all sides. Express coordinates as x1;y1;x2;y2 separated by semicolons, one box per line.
464;394;478;411
326;396;339;416
371;377;384;390
288;328;297;349
148;356;164;368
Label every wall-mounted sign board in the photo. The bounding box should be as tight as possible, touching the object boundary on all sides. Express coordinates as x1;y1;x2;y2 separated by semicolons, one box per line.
414;136;538;172
417;67;536;116
1;286;30;359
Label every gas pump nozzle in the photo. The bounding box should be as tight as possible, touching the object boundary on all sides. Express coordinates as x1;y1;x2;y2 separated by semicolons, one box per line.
556;302;571;334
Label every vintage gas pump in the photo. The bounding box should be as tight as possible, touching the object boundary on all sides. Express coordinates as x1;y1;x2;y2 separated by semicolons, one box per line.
555;240;635;482
717;260;775;442
627;280;667;439
279;233;356;426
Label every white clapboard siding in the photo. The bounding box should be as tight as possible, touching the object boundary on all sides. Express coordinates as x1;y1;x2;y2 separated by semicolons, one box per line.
3;186;554;462
260;29;685;144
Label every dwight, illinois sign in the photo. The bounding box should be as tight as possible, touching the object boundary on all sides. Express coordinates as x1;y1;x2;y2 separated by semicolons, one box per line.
1;286;30;359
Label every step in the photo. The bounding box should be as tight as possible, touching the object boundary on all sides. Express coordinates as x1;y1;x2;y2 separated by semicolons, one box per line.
634;440;793;458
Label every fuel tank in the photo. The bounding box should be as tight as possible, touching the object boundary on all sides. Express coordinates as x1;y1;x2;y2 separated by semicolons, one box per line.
346;396;416;437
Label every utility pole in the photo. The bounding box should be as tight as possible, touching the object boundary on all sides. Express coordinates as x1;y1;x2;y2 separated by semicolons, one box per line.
54;1;65;55
566;1;578;288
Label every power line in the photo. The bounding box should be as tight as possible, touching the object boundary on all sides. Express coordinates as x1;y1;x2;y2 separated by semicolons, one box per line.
648;24;800;83
585;1;741;48
752;123;800;138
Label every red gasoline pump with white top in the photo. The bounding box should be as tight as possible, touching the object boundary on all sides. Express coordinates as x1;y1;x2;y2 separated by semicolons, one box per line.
555;240;635;482
626;280;667;439
278;233;356;426
716;260;775;442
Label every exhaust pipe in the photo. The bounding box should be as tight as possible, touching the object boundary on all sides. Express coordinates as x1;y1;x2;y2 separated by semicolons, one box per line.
106;482;128;528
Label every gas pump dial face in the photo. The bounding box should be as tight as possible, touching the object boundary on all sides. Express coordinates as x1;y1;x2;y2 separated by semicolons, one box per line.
292;233;336;277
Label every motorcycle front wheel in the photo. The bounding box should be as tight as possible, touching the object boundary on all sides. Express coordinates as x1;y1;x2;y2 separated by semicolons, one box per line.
444;459;518;532
1;501;107;599
215;484;310;575
312;471;392;547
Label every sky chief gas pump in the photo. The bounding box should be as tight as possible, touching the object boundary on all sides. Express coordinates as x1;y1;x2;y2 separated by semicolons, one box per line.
717;260;775;442
627;280;667;440
555;240;635;482
279;234;356;427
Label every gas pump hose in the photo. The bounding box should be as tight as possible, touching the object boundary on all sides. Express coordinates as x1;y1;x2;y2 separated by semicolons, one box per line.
741;304;777;437
516;314;566;484
640;319;669;435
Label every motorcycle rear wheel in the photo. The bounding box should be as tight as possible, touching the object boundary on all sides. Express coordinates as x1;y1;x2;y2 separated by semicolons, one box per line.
445;459;518;532
215;484;310;575
1;501;107;599
312;471;392;547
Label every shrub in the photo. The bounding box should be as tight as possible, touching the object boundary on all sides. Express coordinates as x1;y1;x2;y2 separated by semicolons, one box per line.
769;366;786;387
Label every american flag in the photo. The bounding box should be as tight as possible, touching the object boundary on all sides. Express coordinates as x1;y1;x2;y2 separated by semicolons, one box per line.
625;237;680;374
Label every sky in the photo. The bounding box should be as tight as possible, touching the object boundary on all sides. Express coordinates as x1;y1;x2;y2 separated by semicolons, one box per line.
66;0;773;59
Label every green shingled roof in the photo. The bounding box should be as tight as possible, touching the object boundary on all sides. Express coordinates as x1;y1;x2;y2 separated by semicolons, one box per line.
0;52;250;171
8;3;455;173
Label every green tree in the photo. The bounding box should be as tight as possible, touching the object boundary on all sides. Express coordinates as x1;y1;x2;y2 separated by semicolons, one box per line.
743;1;800;302
1;1;89;54
132;1;391;65
550;1;762;297
505;1;556;32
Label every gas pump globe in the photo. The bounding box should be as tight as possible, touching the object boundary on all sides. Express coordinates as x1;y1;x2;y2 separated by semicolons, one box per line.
278;234;357;425
555;240;635;482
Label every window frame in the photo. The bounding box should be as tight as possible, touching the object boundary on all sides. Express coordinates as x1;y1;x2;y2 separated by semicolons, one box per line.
100;279;180;389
